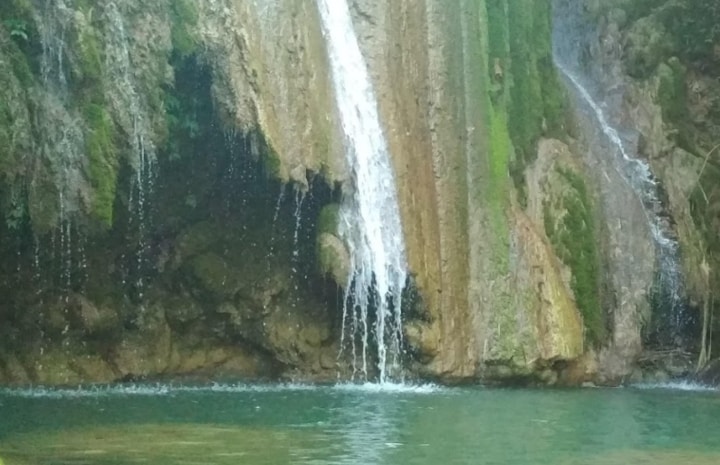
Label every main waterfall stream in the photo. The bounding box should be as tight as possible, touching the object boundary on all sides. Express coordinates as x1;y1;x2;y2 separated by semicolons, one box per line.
317;0;408;383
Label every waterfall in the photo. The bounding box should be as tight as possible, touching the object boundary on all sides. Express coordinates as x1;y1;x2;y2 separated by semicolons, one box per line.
105;2;157;301
316;0;408;383
552;0;687;347
35;0;87;303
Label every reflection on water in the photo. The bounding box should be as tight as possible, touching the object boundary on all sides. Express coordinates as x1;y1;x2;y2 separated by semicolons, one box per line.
1;385;720;465
331;395;399;465
1;425;317;465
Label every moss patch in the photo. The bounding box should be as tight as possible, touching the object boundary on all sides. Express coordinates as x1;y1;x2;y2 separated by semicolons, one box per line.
83;104;119;227
485;0;567;201
170;0;199;57
544;168;605;345
317;203;340;235
487;105;511;271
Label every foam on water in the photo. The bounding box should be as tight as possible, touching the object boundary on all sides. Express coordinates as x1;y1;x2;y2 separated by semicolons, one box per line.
332;382;444;395
632;381;718;393
0;382;443;399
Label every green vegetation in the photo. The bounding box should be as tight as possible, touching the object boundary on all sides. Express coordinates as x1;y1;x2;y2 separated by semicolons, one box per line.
3;18;28;42
485;0;567;198
317;203;340;235
656;58;687;123
545;169;605;345
598;0;720;70
487;105;511;258
70;20;121;228
506;0;545;162
1;0;38;86
76;27;103;83
83;104;118;227
170;0;199;57
658;0;720;64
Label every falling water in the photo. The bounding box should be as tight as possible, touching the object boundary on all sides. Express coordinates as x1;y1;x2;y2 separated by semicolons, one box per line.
552;0;687;346
35;0;87;298
105;2;157;301
317;0;408;383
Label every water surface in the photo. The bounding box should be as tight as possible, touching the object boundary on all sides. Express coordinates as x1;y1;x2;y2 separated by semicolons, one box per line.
0;383;718;464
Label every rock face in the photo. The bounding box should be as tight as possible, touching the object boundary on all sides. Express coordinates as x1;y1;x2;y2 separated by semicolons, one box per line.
345;0;585;381
553;0;720;380
3;0;708;386
195;0;347;186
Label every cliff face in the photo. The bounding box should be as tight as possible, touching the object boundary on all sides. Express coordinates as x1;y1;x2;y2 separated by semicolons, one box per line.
6;0;690;386
344;0;584;381
557;0;720;380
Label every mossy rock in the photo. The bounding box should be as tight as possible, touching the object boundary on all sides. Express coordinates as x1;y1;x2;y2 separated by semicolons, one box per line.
190;252;246;299
317;203;340;235
656;57;687;124
543;168;605;345
317;232;350;287
170;0;199;57
624;16;672;78
175;221;223;264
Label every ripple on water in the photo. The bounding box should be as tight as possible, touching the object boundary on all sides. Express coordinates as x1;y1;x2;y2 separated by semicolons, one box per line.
564;450;720;465
0;424;320;465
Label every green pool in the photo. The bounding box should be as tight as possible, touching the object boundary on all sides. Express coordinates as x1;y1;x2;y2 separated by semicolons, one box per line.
0;382;718;464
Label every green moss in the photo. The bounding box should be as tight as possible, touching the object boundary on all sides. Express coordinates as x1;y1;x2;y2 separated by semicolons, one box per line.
83;104;119;227
484;0;568;200
7;43;33;84
657;58;687;123
488;105;511;260
77;27;103;83
545;169;605;345
317;203;340;235
506;0;544;162
0;0;34;27
170;0;199;57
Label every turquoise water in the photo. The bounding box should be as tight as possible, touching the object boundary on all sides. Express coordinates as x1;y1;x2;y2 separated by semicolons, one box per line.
0;383;719;464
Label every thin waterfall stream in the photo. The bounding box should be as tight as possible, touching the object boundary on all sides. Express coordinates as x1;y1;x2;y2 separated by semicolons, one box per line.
552;0;688;347
316;0;408;383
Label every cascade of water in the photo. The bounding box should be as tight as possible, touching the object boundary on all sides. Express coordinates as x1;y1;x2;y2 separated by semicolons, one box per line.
35;0;86;294
105;3;157;301
317;0;408;383
552;0;687;346
291;189;306;261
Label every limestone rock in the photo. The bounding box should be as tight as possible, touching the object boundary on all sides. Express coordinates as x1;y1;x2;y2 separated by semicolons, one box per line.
317;233;350;287
70;295;119;335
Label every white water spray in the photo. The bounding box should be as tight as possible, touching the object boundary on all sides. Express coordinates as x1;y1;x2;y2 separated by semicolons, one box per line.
317;0;408;383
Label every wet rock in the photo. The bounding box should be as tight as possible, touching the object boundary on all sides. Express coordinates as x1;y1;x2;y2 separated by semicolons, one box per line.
624;17;672;78
405;322;441;363
190;253;246;299
70;295;119;335
317;233;350;287
697;358;720;386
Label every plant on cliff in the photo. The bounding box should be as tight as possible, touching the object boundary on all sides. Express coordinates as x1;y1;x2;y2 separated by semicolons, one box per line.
83;104;119;227
658;0;720;66
3;18;28;42
486;0;567;204
170;0;199;58
545;169;606;345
